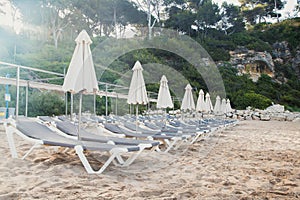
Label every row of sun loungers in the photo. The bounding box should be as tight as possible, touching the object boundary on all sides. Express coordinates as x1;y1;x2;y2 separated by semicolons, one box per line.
6;117;143;174
4;114;237;174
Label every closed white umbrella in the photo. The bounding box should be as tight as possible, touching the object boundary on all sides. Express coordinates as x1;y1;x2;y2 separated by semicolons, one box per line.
213;96;222;115
157;75;173;109
62;29;98;140
62;30;98;94
127;61;149;130
196;89;205;112
157;75;173;124
181;84;195;111
204;93;213;113
226;99;233;113
221;98;227;114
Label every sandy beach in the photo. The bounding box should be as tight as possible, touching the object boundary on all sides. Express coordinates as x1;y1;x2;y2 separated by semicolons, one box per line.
0;120;299;199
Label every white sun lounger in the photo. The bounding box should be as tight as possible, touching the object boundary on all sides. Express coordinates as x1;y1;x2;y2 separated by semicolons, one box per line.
4;117;143;174
49;119;161;163
104;123;187;152
38;116;160;150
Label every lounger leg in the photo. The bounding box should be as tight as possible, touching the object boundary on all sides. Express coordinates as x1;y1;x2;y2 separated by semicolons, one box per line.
75;145;128;174
97;152;119;174
21;143;41;160
173;139;186;150
122;144;149;166
190;132;203;144
121;152;141;167
75;145;99;174
106;141;126;166
5;125;42;159
114;154;125;165
165;138;181;153
5;125;18;158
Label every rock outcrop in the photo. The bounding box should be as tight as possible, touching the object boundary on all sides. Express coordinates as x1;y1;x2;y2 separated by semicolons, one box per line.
272;41;292;60
227;42;300;81
273;41;300;78
292;47;300;77
229;46;275;81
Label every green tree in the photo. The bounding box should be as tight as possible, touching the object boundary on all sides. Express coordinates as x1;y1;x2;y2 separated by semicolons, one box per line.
11;0;147;42
194;0;221;40
234;90;272;109
238;0;285;25
28;91;65;117
135;0;164;39
11;0;74;47
219;2;245;35
72;0;147;37
164;8;195;35
255;74;280;101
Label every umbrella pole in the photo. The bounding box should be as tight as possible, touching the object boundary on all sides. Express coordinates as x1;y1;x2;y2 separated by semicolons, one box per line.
136;105;138;132
78;93;82;140
65;92;68;116
93;93;96;115
25;82;28;117
164;108;167;126
115;94;118;115
181;109;183;121
105;84;108;117
71;94;73;121
15;66;20;120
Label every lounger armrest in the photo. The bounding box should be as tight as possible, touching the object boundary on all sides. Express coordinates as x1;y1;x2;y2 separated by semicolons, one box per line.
138;143;152;149
110;147;131;153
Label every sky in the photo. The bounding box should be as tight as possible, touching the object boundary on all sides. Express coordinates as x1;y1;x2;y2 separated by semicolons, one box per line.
213;0;240;5
213;0;298;18
0;0;299;34
213;0;299;22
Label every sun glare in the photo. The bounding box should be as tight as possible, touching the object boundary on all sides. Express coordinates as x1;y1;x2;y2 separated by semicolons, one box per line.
0;0;23;34
0;0;299;35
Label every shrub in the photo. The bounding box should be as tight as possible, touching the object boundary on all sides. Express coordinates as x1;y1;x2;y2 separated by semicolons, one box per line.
231;32;272;52
28;91;65;117
233;91;272;109
246;41;272;52
208;48;230;61
231;32;255;46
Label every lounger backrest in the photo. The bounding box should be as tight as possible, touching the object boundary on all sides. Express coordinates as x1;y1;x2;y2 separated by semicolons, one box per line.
56;121;160;146
144;122;160;130
38;116;55;123
55;121;95;137
124;122;137;131
104;123;122;134
16;118;77;148
15;118;140;152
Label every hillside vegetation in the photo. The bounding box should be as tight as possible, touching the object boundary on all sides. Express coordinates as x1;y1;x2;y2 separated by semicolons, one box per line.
0;0;299;116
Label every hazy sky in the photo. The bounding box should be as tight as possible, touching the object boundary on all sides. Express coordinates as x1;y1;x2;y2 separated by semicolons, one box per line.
213;0;297;15
212;0;240;5
0;0;298;33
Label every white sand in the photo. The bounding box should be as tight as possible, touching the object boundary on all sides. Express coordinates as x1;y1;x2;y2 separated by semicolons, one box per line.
0;120;299;199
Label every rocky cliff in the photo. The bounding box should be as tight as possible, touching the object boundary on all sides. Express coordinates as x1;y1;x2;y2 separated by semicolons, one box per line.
227;41;300;82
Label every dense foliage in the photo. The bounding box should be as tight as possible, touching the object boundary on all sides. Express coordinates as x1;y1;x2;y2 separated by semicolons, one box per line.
0;0;299;116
